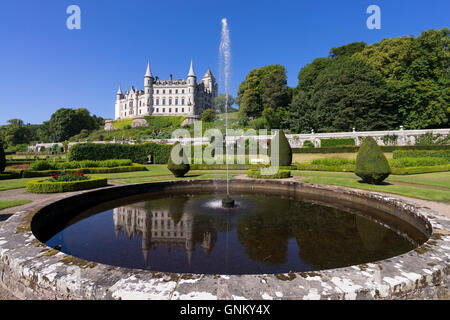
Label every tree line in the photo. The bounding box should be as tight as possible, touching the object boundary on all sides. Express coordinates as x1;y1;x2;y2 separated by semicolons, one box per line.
0;108;104;151
236;28;449;133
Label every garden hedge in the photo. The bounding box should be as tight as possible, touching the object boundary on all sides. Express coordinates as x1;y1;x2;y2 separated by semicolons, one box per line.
292;145;450;154
247;169;292;179
26;177;108;193
392;150;450;160
68;142;172;164
320;138;356;148
22;164;146;178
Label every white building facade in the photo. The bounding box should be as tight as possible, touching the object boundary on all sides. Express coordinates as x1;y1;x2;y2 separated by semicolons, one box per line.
115;60;218;120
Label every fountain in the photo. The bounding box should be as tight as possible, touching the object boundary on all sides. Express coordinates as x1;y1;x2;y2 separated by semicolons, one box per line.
219;18;234;208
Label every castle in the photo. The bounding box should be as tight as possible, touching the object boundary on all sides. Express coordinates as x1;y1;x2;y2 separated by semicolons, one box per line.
114;60;218;120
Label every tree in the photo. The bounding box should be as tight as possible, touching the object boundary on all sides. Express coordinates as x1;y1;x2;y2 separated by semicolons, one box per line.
237;65;291;120
355;137;391;184
201;108;216;122
48;108;104;142
289;57;397;133
0;119;31;148
329;42;367;59
214;94;236;113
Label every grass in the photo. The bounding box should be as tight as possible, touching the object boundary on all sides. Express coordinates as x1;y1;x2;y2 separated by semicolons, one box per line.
292;170;450;202
0;200;31;210
1;163;449;202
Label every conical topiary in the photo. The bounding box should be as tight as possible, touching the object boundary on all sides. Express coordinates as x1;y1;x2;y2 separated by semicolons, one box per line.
167;142;190;177
270;130;292;166
355;137;391;184
0;141;5;173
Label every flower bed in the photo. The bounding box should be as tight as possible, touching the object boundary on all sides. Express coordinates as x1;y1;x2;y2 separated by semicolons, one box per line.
26;174;108;193
247;169;291;179
21;164;146;178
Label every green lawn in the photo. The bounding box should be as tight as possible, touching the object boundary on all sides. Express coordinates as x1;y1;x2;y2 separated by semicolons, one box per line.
292;170;450;202
1;164;449;202
0;200;31;210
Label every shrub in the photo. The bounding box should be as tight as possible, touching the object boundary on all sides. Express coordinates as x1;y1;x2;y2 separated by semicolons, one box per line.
201;109;216;122
167;142;190;177
68;143;172;164
320;138;356;148
355;137;391;184
247;169;291;179
303;141;315;148
392;150;450;160
26;177;107;193
30;160;58;171
271;130;292;166
0;141;5;173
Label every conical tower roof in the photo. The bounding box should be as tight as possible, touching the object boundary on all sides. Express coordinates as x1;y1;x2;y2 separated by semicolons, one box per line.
145;60;153;78
188;59;196;77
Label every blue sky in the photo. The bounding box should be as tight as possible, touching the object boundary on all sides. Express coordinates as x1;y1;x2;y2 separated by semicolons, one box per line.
0;0;448;125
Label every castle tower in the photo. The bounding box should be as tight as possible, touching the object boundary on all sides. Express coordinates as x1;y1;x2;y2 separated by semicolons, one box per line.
187;60;197;116
144;60;154;115
115;85;123;119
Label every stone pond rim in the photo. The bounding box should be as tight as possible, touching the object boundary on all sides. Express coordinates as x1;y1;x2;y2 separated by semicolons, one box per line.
0;178;449;300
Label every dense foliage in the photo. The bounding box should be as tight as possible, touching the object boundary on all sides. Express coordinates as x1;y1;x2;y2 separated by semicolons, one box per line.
320;138;356;148
355;137;391;184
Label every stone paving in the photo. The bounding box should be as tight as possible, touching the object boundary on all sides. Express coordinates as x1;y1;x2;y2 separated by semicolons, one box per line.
0;181;449;300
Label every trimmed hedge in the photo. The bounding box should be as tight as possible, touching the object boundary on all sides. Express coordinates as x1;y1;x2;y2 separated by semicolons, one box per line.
167;142;190;177
22;164;146;178
26;177;108;193
68;143;172;164
389;157;448;168
292;145;450;154
0;172;22;180
271;130;292;166
392;150;450;160
29;159;133;171
355;137;391;184
247;169;292;179
320;138;356;148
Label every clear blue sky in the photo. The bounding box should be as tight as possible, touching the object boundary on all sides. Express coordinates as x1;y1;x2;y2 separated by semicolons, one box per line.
0;0;448;125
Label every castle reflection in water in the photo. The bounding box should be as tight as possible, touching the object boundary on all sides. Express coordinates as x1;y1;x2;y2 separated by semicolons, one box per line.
113;203;215;266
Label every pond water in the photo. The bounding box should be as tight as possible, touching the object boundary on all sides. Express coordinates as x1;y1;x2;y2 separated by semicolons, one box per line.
46;194;415;274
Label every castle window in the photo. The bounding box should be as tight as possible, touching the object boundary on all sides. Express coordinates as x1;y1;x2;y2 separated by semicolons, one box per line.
182;89;185;94
182;108;184;112
156;108;159;113
175;99;178;105
162;99;166;105
156;99;159;105
175;89;178;94
163;89;165;94
182;98;185;105
175;108;178;113
169;89;172;94
169;108;172;113
169;98;172;105
129;101;133;108
156;90;159;94
163;108;165;112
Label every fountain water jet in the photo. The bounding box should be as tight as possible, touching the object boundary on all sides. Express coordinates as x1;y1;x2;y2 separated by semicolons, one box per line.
219;18;234;208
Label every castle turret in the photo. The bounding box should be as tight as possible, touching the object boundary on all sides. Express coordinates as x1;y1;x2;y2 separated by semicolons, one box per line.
115;85;123;119
187;60;196;115
144;61;154;114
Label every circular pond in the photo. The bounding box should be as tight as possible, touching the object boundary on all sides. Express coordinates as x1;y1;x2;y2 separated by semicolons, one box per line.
40;191;420;275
